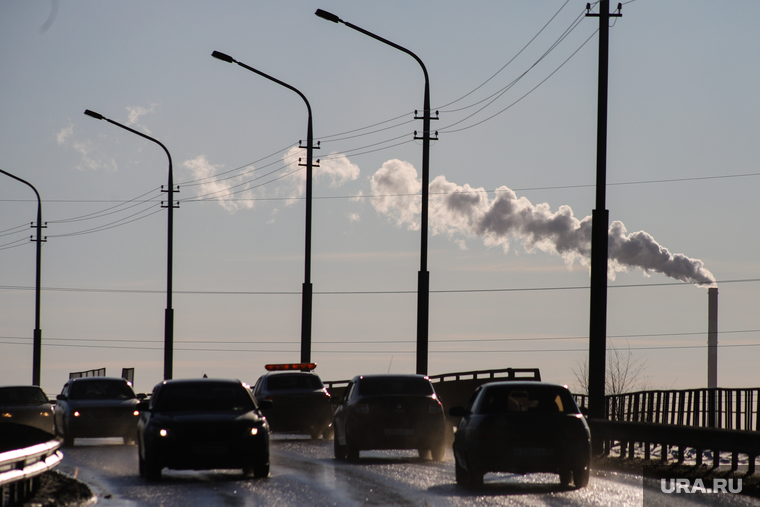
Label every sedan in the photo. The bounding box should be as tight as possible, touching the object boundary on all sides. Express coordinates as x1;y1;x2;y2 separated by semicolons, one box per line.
55;377;142;446
333;374;446;461
252;363;333;439
0;386;55;434
137;378;271;481
450;381;591;489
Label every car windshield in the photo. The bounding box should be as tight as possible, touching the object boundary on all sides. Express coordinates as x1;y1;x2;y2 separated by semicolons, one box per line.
0;387;49;405
266;374;324;391
475;385;579;415
358;376;434;396
69;380;135;400
153;383;255;412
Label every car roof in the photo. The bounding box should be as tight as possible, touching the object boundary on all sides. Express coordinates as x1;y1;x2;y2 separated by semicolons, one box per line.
67;377;129;383
479;381;569;390
353;374;429;381
158;378;243;386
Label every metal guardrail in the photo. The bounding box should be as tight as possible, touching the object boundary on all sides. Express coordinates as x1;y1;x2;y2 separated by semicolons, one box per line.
589;419;760;474
575;388;760;431
0;424;63;507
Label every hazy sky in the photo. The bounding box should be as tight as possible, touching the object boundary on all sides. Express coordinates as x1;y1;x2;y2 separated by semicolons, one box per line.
2;1;759;396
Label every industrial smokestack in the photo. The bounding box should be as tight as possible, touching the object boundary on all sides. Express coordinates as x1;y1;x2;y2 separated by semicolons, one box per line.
707;287;718;389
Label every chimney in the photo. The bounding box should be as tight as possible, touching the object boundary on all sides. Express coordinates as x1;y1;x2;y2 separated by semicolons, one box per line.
707;287;718;389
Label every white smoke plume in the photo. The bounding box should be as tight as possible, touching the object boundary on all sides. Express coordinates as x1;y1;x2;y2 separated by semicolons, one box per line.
370;160;716;287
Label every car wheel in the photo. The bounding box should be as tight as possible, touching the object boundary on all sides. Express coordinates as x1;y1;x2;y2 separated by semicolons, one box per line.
253;461;270;479
144;451;162;482
465;458;483;489
61;422;74;447
559;469;572;487
430;442;445;461
334;437;347;460
455;456;467;486
138;453;146;477
346;438;360;462
573;465;590;488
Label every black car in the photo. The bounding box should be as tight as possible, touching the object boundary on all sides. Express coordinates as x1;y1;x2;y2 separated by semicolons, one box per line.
137;378;271;481
54;377;142;446
252;363;332;439
0;386;55;434
333;374;446;461
450;381;591;489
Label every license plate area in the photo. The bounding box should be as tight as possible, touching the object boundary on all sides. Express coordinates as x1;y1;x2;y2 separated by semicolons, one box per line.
513;447;553;457
384;428;414;436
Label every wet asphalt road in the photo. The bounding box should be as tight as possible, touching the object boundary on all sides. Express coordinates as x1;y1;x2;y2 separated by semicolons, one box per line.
57;436;760;506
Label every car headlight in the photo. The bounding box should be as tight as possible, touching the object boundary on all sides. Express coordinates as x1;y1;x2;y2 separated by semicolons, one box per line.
73;411;81;417
159;428;169;437
249;427;259;436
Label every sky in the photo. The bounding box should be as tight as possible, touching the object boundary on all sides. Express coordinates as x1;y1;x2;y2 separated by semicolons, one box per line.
2;1;760;397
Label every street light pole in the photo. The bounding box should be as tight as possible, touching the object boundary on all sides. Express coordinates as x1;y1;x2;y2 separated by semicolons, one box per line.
211;51;317;364
585;1;622;432
315;9;437;375
0;168;44;386
84;109;178;380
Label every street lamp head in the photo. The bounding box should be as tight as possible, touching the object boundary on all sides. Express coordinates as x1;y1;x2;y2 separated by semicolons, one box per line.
83;109;105;120
211;50;236;64
315;9;341;23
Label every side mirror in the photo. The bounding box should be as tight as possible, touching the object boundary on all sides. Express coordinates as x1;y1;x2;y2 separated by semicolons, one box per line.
257;399;273;410
56;394;67;401
448;406;467;417
137;393;147;400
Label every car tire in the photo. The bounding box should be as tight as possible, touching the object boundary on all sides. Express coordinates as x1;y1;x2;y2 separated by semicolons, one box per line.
559;469;572;487
334;437;347;460
346;438;360;462
144;451;162;482
465;458;483;489
455;456;467;486
573;465;590;488
61;422;74;447
430;442;445;461
254;461;270;479
138;453;146;477
418;448;431;459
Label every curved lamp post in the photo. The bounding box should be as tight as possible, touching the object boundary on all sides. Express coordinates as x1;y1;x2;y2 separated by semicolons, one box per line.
315;9;436;375
84;109;178;380
211;50;316;364
0;168;44;386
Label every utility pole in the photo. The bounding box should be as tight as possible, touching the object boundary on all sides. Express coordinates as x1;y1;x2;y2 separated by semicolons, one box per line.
586;1;622;442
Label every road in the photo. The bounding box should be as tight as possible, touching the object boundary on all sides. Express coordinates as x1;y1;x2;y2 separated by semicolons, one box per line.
57;437;760;506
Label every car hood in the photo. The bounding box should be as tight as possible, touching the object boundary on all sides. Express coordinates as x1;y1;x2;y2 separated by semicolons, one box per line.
150;411;264;425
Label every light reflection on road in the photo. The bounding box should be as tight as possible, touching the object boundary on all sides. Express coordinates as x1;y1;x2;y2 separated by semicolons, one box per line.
55;436;760;506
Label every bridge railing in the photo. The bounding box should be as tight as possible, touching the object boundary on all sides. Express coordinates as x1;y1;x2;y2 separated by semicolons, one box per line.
574;388;760;431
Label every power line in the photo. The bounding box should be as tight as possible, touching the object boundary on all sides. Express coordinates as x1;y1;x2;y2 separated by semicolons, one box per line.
1;278;758;297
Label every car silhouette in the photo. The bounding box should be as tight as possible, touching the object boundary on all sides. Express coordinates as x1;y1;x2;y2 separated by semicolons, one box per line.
333;374;446;461
136;378;271;481
54;377;142;446
450;381;591;489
